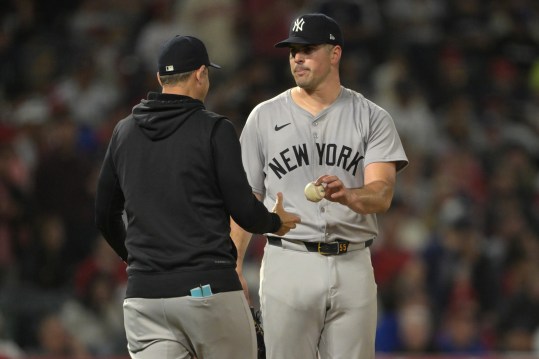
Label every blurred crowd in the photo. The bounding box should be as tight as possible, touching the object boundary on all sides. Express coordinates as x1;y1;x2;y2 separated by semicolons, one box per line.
0;0;539;357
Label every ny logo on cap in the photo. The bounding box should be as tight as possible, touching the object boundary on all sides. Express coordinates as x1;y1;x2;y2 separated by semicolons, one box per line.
292;18;305;32
166;65;174;71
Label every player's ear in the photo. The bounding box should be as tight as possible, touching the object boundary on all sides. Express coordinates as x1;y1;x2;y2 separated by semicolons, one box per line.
194;65;207;83
156;72;163;87
330;45;342;64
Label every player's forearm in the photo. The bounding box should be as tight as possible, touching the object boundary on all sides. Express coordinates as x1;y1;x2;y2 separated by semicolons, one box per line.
345;180;394;214
230;218;254;271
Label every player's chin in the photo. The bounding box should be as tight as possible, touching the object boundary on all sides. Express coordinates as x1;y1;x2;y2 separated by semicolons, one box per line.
295;79;313;90
293;72;307;82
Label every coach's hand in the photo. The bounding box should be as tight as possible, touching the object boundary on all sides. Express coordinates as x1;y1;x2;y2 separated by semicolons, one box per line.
272;192;301;236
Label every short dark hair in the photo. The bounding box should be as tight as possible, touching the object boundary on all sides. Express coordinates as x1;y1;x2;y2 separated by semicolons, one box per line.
159;70;195;86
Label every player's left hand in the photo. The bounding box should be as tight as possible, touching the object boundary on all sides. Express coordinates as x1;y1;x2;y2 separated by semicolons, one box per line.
315;175;349;205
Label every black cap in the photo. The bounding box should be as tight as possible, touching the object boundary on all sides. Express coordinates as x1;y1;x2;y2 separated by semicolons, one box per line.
158;35;221;75
275;13;343;48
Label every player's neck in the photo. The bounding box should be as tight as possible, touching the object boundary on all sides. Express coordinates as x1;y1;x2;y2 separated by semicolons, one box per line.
161;77;205;102
292;83;342;116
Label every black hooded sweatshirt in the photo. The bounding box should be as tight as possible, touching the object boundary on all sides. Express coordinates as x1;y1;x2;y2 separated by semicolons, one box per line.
95;92;280;298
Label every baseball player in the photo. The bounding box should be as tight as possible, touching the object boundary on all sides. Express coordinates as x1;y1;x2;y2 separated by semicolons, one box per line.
95;35;300;359
231;13;408;359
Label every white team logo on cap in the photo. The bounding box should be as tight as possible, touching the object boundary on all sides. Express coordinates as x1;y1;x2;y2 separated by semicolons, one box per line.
293;18;305;32
166;65;174;71
329;34;335;40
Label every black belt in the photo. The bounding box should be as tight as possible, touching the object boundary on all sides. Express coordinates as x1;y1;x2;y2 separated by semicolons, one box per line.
267;236;373;256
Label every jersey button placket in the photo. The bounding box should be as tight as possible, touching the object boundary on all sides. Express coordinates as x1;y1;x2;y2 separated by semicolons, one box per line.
312;120;325;227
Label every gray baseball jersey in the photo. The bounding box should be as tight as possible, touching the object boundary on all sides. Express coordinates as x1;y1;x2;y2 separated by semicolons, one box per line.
240;86;408;244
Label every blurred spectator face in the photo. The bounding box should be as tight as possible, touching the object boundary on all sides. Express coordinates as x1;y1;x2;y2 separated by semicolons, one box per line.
503;328;533;352
447;308;480;349
398;304;432;352
40;215;66;252
45;119;78;154
87;273;115;310
37;314;70;355
36;313;88;357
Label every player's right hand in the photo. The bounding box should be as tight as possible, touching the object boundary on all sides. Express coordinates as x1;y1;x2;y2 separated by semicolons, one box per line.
272;192;301;236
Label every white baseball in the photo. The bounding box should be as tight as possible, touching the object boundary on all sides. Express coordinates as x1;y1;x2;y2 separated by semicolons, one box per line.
304;182;325;202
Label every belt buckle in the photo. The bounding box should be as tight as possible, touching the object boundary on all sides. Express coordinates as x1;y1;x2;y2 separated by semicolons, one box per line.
317;241;348;255
317;242;332;255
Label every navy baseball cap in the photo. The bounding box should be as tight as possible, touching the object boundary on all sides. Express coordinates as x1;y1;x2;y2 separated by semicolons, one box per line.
158;35;221;75
275;13;343;48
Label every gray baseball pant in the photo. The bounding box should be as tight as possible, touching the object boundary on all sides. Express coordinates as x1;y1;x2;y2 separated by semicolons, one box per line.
123;290;257;359
260;243;377;359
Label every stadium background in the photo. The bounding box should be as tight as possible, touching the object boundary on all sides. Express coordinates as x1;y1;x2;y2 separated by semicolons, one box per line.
0;0;539;358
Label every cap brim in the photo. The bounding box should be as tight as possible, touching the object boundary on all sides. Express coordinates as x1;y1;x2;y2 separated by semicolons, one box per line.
275;36;320;48
208;62;221;69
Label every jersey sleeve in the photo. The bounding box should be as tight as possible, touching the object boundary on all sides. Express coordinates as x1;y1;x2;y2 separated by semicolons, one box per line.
239;105;267;196
364;103;409;173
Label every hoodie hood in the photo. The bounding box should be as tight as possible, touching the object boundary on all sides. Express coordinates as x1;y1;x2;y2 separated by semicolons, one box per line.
132;92;204;141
